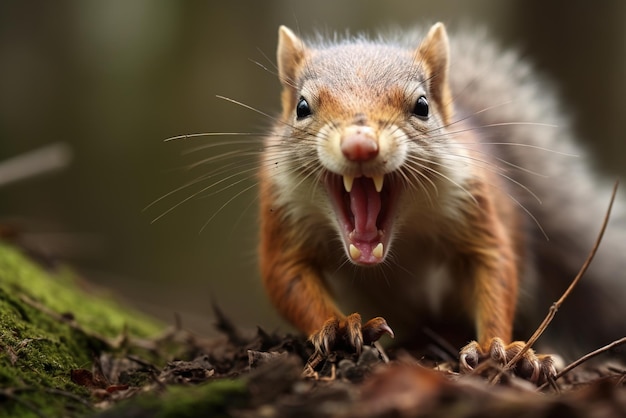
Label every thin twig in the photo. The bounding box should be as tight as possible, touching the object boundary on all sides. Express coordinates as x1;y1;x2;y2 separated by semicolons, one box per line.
538;336;626;390
500;180;619;378
373;341;390;363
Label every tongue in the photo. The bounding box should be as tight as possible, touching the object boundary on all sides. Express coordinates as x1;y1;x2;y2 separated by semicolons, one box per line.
349;177;381;242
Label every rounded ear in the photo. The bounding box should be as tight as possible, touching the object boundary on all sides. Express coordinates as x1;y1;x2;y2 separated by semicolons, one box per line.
416;23;453;123
277;26;307;89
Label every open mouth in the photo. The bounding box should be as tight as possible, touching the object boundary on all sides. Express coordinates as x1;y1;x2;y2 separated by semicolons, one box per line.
325;172;399;265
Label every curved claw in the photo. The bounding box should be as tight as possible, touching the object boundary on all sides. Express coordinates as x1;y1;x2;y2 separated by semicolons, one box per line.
345;313;364;355
530;359;541;383
538;355;557;382
362;317;395;344
488;337;507;364
310;317;339;354
323;334;331;354
459;338;557;384
309;313;393;355
459;341;480;372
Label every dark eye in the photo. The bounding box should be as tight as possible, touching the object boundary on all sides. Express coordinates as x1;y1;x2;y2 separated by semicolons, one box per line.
413;96;429;119
296;97;311;119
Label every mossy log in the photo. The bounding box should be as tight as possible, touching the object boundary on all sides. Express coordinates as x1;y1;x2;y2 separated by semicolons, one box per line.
0;242;161;417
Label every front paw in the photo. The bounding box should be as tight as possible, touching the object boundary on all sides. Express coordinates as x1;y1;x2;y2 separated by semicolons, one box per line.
459;338;556;384
309;313;394;355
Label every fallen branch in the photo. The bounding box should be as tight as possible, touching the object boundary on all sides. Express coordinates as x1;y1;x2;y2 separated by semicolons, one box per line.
0;142;72;188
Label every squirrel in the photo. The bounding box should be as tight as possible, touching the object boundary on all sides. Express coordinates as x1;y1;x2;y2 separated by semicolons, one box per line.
257;22;626;382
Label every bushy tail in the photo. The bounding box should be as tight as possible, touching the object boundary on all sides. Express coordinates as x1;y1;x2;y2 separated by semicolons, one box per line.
449;28;626;359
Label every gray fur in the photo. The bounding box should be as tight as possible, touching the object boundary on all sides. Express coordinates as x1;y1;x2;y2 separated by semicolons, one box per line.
292;25;626;358
446;28;626;357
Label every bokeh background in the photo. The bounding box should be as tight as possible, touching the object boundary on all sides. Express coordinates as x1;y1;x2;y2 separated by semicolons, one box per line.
1;1;624;336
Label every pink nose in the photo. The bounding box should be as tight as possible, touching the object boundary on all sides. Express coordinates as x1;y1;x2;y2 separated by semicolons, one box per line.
341;128;379;161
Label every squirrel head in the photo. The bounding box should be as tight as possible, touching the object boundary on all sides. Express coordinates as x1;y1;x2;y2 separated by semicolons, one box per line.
276;22;453;124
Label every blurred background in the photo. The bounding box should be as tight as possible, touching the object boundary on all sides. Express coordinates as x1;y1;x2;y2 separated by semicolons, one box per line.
0;1;624;336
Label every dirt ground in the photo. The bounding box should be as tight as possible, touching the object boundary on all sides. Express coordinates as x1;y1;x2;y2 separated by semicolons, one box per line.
70;305;626;418
2;222;625;418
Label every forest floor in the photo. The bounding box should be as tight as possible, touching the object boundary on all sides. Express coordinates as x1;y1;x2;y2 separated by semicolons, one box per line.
77;305;626;418
1;223;626;418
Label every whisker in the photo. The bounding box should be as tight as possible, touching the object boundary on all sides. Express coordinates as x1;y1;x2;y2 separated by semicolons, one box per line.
466;141;577;157
185;150;264;170
504;192;549;241
439;100;514;130
216;95;324;140
250;52;298;90
282;161;324;199
440;144;544;175
404;152;548;238
433;152;543;204
199;182;259;233
249;57;277;75
148;164;261;223
476;152;548;178
404;156;479;207
142;147;268;212
479;121;559;129
427;139;578;159
249;58;275;74
195;168;260;200
230;182;263;232
165;132;263;142
182;140;260;155
148;133;324;224
399;164;438;208
216;95;287;126
143;164;237;212
425;127;578;159
256;46;279;71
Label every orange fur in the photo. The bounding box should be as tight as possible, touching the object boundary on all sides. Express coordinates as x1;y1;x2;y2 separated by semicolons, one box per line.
458;178;519;347
261;23;524;355
258;178;342;335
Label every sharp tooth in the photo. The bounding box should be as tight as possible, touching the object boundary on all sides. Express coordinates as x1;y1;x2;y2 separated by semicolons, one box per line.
372;243;384;259
372;174;384;192
343;175;354;192
349;244;362;260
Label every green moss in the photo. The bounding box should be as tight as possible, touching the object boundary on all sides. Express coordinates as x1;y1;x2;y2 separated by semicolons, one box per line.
158;379;248;418
0;242;164;417
101;378;249;418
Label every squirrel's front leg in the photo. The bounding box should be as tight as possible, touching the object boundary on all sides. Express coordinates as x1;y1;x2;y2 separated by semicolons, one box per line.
460;255;555;382
456;183;555;382
260;239;393;354
259;189;392;354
